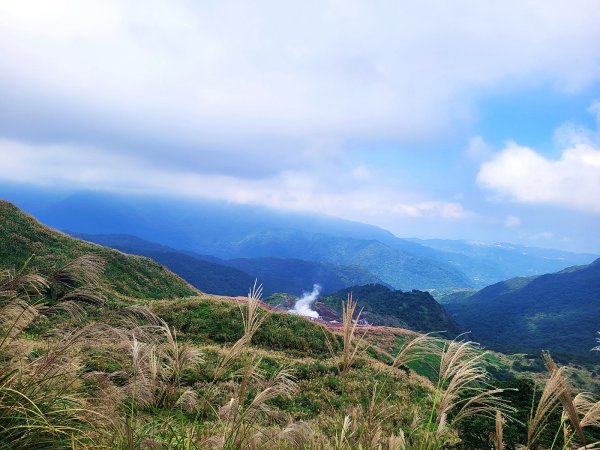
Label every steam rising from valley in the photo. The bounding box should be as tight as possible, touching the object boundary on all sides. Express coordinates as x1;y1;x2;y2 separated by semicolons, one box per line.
291;284;321;318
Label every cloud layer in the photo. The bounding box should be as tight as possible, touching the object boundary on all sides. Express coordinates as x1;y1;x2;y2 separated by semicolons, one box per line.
0;138;471;225
477;142;600;214
1;1;600;251
1;0;600;176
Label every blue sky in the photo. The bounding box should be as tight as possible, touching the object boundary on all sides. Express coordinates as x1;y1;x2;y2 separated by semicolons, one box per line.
0;0;599;252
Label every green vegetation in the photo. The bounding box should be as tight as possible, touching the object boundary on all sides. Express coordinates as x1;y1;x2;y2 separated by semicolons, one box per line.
4;200;600;449
151;296;340;357
71;233;257;296
445;259;600;359
0;200;196;299
320;284;462;336
5;251;600;448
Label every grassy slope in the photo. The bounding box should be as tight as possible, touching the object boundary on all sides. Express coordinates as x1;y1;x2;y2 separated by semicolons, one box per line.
4;200;600;448
151;295;341;357
0;200;197;299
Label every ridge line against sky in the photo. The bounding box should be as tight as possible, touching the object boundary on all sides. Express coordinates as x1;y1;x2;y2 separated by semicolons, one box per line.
0;0;599;252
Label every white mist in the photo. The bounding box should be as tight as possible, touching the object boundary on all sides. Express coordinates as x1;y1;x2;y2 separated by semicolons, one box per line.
291;284;321;318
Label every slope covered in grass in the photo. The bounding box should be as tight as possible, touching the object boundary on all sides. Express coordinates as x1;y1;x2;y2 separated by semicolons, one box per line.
4;201;600;449
151;295;342;357
0;200;196;299
1;252;596;449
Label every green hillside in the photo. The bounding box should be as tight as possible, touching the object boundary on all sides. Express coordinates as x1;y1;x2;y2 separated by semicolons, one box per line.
319;284;462;336
445;259;600;358
3;200;600;449
0;200;197;299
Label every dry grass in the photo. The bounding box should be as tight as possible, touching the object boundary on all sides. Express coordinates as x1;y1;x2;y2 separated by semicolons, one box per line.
340;293;366;374
496;410;504;450
526;363;567;448
428;340;513;447
542;352;587;447
392;333;441;370
325;293;367;376
7;255;600;449
390;336;514;449
214;281;267;382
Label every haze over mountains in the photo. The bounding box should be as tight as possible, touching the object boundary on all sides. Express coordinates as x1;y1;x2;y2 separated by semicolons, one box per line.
2;188;596;295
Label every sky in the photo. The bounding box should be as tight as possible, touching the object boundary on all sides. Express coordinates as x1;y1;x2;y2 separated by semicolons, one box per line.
0;0;599;252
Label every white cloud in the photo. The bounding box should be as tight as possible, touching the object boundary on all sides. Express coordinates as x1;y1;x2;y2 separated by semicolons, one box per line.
392;201;472;220
529;231;555;241
0;138;472;224
477;141;600;213
1;0;600;169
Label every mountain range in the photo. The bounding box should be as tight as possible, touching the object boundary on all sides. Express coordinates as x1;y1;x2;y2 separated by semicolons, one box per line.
70;232;387;296
4;192;600;366
445;258;600;359
0;198;464;341
2;187;595;293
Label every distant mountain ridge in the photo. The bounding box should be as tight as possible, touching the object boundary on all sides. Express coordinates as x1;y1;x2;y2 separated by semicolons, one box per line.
445;258;600;359
70;233;256;297
2;188;596;291
71;233;389;296
409;238;596;288
16;191;474;290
